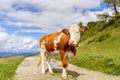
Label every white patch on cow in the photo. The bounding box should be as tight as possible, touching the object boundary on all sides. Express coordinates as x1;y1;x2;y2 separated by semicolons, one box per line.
54;33;63;50
40;41;46;74
69;24;81;46
40;48;45;74
48;33;63;56
46;56;53;74
41;40;46;49
62;67;67;79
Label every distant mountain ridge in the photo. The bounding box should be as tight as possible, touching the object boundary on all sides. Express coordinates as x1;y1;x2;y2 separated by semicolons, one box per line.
0;51;40;57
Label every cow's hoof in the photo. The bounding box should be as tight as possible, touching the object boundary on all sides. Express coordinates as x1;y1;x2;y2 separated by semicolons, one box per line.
62;76;68;80
50;72;54;75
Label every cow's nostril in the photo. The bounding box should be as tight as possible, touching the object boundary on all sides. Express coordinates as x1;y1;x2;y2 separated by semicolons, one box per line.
71;41;74;44
69;40;75;46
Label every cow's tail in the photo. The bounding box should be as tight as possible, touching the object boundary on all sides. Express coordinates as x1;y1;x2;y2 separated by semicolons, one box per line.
37;54;42;66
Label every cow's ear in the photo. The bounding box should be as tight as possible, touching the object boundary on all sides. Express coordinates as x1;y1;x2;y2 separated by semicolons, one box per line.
62;28;70;35
80;26;89;33
79;28;83;33
84;26;89;31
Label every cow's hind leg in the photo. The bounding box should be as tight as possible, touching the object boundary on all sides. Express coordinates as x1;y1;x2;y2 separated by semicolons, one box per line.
46;55;53;74
40;48;45;74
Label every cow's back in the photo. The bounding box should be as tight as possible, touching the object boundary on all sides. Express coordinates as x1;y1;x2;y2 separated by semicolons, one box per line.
40;31;70;52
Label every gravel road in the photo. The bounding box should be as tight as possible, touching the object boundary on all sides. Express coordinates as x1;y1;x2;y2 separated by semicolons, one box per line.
14;57;120;80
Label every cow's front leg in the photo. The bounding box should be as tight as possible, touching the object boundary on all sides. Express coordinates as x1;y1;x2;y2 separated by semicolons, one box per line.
62;58;68;79
60;50;68;79
46;56;53;74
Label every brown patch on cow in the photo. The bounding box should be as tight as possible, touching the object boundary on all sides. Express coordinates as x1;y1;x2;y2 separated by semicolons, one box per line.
70;46;76;56
62;28;70;36
59;50;68;68
40;32;62;52
83;26;89;31
80;26;89;33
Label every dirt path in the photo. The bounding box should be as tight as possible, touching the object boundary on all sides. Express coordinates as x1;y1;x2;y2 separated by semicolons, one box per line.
14;57;120;80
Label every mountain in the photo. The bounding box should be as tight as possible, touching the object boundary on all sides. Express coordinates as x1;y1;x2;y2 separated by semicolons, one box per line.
0;51;40;58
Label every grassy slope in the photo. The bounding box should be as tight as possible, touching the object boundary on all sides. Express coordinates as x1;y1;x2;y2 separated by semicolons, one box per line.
70;20;120;75
0;56;24;80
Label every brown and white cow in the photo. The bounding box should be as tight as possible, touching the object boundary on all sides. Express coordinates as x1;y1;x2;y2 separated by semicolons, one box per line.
38;24;88;79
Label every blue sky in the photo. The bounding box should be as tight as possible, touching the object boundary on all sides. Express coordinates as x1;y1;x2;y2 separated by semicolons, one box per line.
0;0;112;52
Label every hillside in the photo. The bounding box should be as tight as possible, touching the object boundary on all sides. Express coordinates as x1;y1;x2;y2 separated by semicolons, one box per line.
70;19;120;75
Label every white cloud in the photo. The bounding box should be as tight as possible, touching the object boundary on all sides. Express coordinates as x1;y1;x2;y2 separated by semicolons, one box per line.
0;0;103;33
0;26;5;32
94;8;113;16
0;27;39;52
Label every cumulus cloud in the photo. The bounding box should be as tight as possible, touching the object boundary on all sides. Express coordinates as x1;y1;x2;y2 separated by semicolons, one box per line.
0;27;39;52
0;26;5;32
0;0;103;33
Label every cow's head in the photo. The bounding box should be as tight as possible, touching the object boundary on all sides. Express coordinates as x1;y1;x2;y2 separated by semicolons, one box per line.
69;24;88;46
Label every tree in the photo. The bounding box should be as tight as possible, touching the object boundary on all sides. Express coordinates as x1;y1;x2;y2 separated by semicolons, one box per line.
78;22;83;28
96;12;112;22
103;0;120;16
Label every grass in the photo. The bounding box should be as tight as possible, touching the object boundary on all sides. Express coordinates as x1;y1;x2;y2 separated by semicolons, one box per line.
70;46;120;75
0;56;24;80
70;20;120;75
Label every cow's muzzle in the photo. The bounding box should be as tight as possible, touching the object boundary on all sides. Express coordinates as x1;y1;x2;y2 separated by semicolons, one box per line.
69;40;76;46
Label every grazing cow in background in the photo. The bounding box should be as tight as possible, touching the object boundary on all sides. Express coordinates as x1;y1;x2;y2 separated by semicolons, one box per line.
38;24;88;79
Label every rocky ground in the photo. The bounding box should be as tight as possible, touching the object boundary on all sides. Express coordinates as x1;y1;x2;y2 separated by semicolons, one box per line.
14;57;120;80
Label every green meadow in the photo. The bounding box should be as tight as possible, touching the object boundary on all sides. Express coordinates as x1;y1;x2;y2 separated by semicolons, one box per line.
0;56;24;80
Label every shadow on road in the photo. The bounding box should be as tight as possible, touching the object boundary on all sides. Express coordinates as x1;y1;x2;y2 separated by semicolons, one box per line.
46;68;84;78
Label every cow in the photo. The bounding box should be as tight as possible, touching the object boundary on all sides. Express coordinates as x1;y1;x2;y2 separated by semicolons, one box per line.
38;24;88;79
